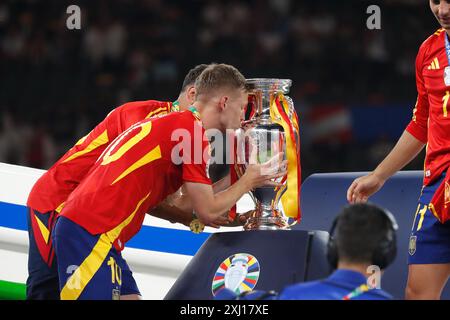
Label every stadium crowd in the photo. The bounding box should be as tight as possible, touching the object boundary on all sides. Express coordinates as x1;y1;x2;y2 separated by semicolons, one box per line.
0;0;431;176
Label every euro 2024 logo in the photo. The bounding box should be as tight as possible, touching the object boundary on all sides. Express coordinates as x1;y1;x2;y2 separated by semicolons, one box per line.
212;253;260;297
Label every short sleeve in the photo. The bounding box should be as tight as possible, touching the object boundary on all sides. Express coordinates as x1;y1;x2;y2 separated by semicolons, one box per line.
179;117;212;185
405;40;430;143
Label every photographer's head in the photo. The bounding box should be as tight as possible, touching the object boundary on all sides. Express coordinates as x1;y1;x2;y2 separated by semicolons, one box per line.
327;203;398;271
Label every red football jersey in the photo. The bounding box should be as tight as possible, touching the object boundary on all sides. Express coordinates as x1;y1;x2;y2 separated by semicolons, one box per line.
27;100;175;213
406;28;450;186
59;110;212;251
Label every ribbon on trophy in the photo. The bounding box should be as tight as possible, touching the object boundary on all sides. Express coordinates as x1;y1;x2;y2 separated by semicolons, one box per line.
228;92;301;223
269;92;301;222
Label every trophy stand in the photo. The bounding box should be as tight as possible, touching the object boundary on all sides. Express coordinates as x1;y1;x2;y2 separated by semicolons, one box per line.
164;230;330;300
244;200;290;230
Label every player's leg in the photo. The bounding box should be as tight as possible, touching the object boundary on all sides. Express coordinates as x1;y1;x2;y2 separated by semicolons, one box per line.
120;294;142;300
406;174;450;299
117;254;142;300
52;216;122;300
26;207;59;299
405;264;450;299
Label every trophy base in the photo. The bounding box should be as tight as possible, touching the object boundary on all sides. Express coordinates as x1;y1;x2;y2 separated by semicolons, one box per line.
243;210;290;231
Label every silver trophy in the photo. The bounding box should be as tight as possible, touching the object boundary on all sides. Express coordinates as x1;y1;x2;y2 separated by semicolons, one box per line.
235;78;294;230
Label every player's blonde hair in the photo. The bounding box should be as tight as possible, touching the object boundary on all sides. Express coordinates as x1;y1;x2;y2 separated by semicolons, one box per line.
194;63;247;99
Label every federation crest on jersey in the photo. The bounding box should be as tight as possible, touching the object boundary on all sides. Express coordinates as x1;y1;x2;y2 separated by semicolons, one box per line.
211;253;260;296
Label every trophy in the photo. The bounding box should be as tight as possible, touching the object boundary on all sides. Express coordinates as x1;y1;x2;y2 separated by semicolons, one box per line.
235;78;298;230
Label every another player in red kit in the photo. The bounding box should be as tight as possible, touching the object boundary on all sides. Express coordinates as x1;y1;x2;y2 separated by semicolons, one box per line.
347;0;450;300
25;65;209;300
52;63;286;300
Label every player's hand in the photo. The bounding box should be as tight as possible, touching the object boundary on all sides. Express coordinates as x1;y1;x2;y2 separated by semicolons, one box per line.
205;210;253;228
243;151;287;190
347;173;386;204
230;210;253;227
206;214;231;228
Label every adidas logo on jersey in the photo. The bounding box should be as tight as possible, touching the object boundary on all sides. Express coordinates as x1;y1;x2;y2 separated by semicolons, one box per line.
428;57;440;70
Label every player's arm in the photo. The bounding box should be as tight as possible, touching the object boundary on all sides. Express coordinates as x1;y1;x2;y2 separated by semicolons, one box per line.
347;131;425;203
184;154;286;224
212;174;231;193
347;44;429;203
210;173;253;226
370;130;425;181
150;201;233;228
149;175;241;228
150;201;193;227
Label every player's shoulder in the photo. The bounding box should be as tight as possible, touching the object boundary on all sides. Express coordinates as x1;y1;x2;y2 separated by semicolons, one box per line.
116;99;170;113
419;28;445;53
160;110;204;137
103;99;169;118
167;109;195;121
148;109;190;127
166;110;195;126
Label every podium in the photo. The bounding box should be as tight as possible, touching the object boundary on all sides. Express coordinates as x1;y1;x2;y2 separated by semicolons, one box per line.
164;230;330;300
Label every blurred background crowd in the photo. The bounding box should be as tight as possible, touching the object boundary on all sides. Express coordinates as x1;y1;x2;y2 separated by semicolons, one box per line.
0;0;434;178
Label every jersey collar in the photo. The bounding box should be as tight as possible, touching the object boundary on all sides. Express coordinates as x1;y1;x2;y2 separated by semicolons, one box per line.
171;100;180;112
188;106;201;122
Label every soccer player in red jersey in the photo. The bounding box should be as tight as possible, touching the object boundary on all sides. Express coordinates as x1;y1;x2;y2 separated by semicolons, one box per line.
25;65;211;300
52;63;286;300
347;1;450;299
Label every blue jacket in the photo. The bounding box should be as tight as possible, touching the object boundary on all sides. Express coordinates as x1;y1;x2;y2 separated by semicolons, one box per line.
278;269;393;300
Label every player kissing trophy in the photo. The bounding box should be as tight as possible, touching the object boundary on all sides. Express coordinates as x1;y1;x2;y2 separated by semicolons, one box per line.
233;78;301;230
